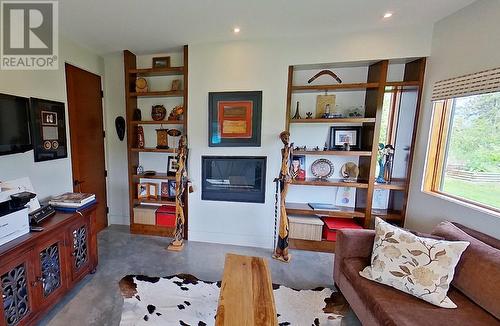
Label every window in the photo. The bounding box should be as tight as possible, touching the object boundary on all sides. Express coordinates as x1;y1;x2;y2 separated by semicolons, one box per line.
425;92;500;212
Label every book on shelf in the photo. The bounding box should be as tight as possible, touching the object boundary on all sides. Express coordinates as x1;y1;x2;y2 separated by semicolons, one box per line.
307;203;341;211
53;199;97;212
49;192;96;208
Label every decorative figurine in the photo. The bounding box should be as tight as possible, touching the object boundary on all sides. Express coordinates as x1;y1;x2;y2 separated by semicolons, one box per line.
133;108;142;121
136;126;145;149
384;144;395;183
376;143;395;183
292;101;302;119
168;105;184;121
136;165;144;175
115;116;125;141
273;131;292;263
343;142;351;151
313;146;320;151
167;136;188;252
306;112;313;119
151;105;167;121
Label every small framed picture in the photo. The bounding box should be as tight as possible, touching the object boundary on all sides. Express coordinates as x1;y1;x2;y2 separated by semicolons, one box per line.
152;56;170;68
148;183;158;199
167;156;178;176
168;180;177;198
171;79;181;91
160;181;169;198
329;126;362;150
137;183;149;199
290;155;306;180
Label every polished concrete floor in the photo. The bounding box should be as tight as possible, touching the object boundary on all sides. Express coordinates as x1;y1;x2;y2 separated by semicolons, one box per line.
38;225;360;325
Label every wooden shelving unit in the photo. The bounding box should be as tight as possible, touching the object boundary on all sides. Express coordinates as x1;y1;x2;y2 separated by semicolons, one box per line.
284;58;426;253
124;45;189;238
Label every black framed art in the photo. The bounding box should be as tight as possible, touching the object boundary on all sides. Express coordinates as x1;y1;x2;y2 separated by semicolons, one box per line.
208;91;262;147
329;126;362;150
29;97;68;162
167;156;178;176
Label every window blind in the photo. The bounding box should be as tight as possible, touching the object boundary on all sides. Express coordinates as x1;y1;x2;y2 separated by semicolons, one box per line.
432;67;500;101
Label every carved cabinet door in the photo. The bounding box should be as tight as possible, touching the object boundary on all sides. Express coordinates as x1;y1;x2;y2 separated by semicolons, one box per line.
68;218;91;283
32;235;67;309
0;250;36;326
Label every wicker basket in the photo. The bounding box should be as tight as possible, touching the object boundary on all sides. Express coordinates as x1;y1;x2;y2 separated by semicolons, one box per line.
289;215;324;241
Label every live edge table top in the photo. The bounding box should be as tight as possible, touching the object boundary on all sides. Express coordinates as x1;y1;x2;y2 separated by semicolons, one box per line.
215;253;278;326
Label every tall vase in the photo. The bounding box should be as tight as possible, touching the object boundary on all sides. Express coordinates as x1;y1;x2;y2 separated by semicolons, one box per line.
376;158;386;183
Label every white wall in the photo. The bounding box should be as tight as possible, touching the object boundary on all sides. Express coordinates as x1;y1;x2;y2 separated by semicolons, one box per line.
406;0;500;238
0;37;104;201
188;26;433;248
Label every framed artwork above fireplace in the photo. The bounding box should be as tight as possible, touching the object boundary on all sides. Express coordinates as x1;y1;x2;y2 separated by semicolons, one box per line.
208;91;262;147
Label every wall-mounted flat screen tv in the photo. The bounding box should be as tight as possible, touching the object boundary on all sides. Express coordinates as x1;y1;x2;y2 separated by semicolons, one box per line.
0;93;32;155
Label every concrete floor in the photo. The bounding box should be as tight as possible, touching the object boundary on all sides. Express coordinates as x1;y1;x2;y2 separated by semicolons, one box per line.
38;225;360;325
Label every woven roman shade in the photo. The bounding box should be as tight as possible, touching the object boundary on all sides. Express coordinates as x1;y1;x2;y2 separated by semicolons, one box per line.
432;67;500;101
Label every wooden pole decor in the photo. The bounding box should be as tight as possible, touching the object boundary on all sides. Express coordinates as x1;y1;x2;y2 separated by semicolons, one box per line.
272;131;292;263
167;135;188;252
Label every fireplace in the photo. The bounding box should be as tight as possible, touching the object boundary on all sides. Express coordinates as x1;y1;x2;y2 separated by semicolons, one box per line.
202;156;266;203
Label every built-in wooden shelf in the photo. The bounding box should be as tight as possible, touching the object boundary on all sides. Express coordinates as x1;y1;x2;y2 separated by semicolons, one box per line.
372;209;403;222
130;90;184;98
134;198;175;206
129;66;184;77
291;82;379;92
130;223;175;237
374;179;406;190
290;178;368;188
285;202;365;218
130;120;184;125
130;147;177;153
293;150;372;156
289;118;376;124
289;238;335;253
132;173;175;180
385;81;420;88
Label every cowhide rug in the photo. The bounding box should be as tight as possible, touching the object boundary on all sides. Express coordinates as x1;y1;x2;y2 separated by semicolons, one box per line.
119;274;349;326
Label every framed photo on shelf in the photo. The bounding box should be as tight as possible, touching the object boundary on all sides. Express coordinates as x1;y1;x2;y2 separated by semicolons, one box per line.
160;182;169;198
167;156;178;176
152;56;170;68
148;183;158;199
208;91;262;147
290;155;306;180
168;180;176;198
137;183;149;199
329;126;362;150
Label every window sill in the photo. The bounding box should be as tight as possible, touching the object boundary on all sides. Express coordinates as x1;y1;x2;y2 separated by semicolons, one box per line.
422;190;500;218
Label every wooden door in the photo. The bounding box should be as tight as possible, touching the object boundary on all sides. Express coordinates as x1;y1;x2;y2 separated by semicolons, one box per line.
65;63;108;232
0;250;36;326
32;234;67;310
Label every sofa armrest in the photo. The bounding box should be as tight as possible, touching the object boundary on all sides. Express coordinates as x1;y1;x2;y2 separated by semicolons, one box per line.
334;229;375;285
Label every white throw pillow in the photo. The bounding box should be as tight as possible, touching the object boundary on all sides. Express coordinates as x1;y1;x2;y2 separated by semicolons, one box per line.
359;217;469;308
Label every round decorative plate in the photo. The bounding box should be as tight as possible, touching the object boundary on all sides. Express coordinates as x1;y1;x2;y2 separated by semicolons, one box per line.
340;162;359;181
311;159;334;179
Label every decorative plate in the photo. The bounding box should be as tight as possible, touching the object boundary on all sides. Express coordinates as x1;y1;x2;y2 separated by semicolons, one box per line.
311;159;334;179
340;162;359;182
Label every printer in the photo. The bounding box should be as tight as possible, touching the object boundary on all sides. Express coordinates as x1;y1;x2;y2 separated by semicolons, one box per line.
0;178;39;247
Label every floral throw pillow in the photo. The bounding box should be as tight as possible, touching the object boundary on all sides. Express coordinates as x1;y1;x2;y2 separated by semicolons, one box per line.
359;218;469;308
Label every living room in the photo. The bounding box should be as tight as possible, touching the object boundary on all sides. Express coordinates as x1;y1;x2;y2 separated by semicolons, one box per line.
0;0;498;325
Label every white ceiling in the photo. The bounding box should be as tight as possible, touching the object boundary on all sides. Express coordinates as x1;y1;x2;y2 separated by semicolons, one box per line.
59;0;475;55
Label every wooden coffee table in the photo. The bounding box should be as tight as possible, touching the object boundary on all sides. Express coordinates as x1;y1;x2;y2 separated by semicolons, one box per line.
215;253;278;326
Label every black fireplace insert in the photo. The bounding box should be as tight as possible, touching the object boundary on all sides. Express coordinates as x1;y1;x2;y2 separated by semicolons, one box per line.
202;156;266;203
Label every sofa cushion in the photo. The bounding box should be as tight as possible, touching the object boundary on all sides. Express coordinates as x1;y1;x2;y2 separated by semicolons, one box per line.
432;221;500;319
359;217;469;308
343;258;499;326
452;222;500;250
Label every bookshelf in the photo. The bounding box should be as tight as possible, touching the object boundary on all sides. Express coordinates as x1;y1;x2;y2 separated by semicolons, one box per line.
284;58;426;252
124;45;189;238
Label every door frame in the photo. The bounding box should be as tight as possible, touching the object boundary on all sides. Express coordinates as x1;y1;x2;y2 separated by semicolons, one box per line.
64;62;109;229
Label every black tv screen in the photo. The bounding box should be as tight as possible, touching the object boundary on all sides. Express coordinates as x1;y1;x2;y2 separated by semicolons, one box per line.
0;93;32;155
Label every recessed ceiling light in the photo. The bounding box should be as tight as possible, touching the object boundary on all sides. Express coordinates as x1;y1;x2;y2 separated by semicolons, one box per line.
383;12;393;19
233;27;241;34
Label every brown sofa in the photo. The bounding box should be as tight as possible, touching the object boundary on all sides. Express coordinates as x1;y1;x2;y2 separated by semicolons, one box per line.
333;222;500;326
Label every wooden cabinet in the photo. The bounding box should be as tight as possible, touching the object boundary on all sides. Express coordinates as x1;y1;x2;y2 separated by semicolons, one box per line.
0;206;97;326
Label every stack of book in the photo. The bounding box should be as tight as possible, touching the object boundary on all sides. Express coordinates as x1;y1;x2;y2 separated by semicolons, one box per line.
49;193;96;211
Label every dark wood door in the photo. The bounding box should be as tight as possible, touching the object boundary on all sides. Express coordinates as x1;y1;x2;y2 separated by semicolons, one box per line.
65;64;107;232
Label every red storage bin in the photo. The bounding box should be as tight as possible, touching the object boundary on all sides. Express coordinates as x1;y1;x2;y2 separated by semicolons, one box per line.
156;205;176;227
322;217;363;241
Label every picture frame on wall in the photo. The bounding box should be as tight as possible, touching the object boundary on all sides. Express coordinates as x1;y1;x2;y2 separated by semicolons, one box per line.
152;56;170;68
329;126;362;150
29;98;68;162
208;91;262;147
167;156;178;176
